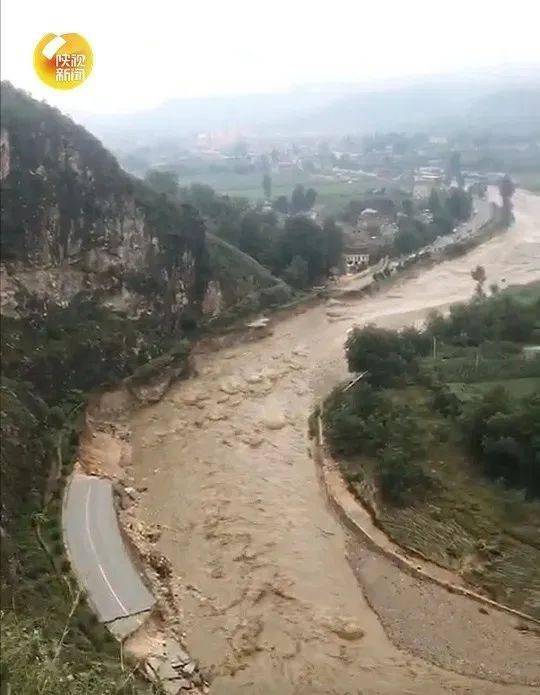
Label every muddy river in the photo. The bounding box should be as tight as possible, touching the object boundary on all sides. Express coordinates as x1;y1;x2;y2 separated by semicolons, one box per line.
130;190;540;694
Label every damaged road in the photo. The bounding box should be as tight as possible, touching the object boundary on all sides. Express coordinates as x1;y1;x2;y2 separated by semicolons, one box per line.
62;472;155;635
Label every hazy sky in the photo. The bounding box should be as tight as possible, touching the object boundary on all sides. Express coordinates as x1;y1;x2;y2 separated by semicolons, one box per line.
1;0;539;115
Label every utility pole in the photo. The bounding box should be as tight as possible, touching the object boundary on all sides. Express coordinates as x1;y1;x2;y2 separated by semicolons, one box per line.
432;336;437;361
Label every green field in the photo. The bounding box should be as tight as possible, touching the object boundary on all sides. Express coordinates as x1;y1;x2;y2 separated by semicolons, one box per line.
177;169;392;215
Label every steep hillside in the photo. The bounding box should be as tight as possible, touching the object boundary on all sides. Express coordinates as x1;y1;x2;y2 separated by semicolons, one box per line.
0;84;290;692
0;83;209;520
205;232;291;319
0;83;289;515
1;82;209;322
1;84;201;693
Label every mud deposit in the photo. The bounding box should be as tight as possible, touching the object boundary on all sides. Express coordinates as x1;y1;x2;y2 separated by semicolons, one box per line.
130;190;540;694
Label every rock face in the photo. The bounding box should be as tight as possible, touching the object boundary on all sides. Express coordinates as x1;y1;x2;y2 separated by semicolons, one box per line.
0;127;9;181
0;82;208;321
0;83;210;522
0;82;288;523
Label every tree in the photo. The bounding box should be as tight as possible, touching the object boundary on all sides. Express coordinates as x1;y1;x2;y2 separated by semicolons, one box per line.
262;173;272;200
289;185;317;213
471;265;487;296
402;198;414;217
427;293;536;346
378;443;431;505
499;175;516;203
345;324;426;387
304;188;317;210
144;169;179;197
394;227;421;255
499;175;516;225
446;188;472;222
322;218;343;273
447;151;464;187
180;183;228;217
238;213;263;259
273;195;289;214
428;188;442;216
394;217;433;255
283;255;309;289
460;388;540;497
291;184;307;214
280;216;326;282
291;184;304;213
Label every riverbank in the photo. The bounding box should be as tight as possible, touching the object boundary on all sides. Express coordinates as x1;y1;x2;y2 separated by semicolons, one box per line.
318;279;540;620
311;414;540;685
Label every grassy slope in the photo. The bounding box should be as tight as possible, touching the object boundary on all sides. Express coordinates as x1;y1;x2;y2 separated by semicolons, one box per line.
205;232;292;313
0;234;286;692
207;232;282;289
0;415;155;694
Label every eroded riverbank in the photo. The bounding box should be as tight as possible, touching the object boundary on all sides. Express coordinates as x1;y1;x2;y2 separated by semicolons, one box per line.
128;189;540;694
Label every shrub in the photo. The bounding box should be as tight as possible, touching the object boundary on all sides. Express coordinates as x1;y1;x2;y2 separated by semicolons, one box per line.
345;324;429;387
431;384;462;417
52;541;64;557
378;445;432;505
427;295;537;346
460;387;540;497
48;528;61;543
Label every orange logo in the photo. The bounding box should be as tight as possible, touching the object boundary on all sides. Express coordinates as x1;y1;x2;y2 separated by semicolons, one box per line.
34;33;93;90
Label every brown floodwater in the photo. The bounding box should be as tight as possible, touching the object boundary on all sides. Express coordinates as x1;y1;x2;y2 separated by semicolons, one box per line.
130;190;540;694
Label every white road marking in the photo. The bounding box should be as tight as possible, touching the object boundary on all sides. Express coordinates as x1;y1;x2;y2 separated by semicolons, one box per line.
84;483;128;616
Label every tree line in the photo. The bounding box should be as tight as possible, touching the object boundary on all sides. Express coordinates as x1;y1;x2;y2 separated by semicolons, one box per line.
393;187;473;255
324;287;540;503
144;172;343;289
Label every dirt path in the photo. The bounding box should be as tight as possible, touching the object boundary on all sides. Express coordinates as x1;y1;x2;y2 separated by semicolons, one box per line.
129;190;540;694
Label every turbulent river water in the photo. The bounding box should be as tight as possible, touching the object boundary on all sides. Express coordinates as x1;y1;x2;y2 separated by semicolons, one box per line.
130;190;540;694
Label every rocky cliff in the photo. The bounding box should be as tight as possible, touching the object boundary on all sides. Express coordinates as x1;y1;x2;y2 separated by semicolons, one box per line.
1;82;210;323
0;83;292;525
0;83;214;520
0;82;292;694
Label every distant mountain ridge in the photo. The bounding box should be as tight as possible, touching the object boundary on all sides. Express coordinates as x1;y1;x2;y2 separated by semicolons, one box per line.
77;64;540;145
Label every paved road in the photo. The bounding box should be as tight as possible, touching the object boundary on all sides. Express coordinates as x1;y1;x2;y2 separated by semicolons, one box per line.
63;473;154;624
429;196;493;252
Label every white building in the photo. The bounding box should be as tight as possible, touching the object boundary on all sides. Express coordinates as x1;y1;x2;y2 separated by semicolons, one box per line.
345;251;370;269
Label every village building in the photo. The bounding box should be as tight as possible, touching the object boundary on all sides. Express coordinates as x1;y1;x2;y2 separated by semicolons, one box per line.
343;236;370;272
